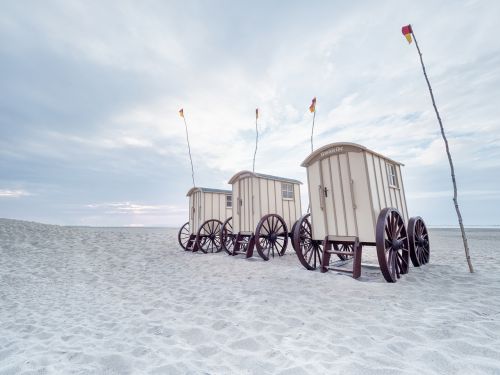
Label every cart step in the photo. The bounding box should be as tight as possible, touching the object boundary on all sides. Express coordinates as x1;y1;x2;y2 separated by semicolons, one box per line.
186;234;198;251
233;232;255;258
321;236;362;279
326;250;355;256
328;267;353;274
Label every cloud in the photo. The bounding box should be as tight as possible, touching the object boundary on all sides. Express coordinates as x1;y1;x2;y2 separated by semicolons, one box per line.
0;189;31;198
85;202;186;215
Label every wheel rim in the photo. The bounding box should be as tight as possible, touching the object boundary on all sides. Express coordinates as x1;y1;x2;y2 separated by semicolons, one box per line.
293;214;323;270
197;220;223;253
177;222;190;250
221;217;235;255
409;217;430;267
376;208;409;282
255;214;288;261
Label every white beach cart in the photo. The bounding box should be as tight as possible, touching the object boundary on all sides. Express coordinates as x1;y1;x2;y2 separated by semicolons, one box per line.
221;171;302;260
293;142;430;282
178;187;232;253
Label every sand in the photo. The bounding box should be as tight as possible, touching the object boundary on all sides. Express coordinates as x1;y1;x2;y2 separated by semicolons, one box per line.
1;218;500;374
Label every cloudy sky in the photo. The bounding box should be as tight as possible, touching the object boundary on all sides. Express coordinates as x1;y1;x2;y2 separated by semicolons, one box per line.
1;0;499;227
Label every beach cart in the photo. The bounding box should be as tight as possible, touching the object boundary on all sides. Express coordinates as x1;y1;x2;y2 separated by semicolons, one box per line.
221;171;302;260
178;187;232;253
293;142;430;282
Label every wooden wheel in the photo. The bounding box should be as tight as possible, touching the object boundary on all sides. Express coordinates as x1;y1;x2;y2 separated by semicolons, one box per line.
293;213;323;270
221;217;235;255
333;243;354;261
376;208;409;282
255;214;288;261
196;219;223;253
178;222;190;250
408;216;430;267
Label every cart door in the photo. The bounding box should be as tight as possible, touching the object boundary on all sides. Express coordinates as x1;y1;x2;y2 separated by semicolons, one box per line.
317;154;358;237
191;191;203;232
237;180;244;232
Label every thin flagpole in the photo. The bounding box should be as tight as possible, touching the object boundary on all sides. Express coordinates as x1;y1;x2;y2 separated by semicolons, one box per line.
410;26;473;273
253;108;258;172
310;110;316;153
181;112;196;187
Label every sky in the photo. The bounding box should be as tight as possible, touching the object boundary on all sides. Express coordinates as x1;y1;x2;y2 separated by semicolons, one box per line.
1;0;499;227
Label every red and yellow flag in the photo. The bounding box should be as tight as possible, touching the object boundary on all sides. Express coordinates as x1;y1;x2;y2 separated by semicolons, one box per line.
179;108;184;118
402;24;412;44
256;108;259;119
309;97;316;113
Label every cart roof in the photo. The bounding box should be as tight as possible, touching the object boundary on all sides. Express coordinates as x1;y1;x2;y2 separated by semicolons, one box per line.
186;187;232;197
228;170;302;185
301;142;404;167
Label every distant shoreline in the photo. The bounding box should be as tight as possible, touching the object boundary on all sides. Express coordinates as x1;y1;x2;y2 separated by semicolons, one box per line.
1;218;499;230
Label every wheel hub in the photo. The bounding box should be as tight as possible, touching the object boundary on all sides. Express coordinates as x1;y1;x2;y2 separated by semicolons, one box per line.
416;236;426;247
392;239;403;250
269;233;277;242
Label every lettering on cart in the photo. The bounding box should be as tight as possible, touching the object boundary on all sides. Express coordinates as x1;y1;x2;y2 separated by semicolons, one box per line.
320;146;344;157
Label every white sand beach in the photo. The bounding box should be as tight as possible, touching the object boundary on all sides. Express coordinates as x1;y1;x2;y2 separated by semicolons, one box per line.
1;218;499;374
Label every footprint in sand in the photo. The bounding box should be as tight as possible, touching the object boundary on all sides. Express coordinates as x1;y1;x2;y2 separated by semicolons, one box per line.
98;354;132;375
229;337;261;352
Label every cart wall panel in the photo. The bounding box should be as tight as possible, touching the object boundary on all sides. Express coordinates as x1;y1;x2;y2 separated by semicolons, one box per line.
378;157;393;208
394;187;403;219
372;156;408;220
268;179;276;214
242;178;251;232
275;180;283;218
239;179;246;232
309;162;327;240
190;191;203;232
260;179;269;218
232;183;240;233
253;177;261;222
294;184;301;222
204;193;209;224
321;158;336;236
339;153;357;236
349;151;375;241
283;198;290;231
225;193;232;220
188;194;194;231
396;166;409;222
215;194;221;221
217;195;223;222
330;154;346;236
366;153;381;214
373;155;387;210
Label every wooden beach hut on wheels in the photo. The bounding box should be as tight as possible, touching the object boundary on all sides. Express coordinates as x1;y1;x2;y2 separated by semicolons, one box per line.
293;142;430;282
178;187;232;253
221;171;302;260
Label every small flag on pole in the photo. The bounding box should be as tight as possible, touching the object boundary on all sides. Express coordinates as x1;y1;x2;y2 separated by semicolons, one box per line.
256;108;259;119
179;108;184;118
402;24;413;44
309;97;316;113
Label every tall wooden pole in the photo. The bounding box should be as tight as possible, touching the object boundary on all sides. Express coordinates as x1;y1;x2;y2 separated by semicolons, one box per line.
310;110;316;153
181;112;196;187
410;26;474;273
253;108;258;172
